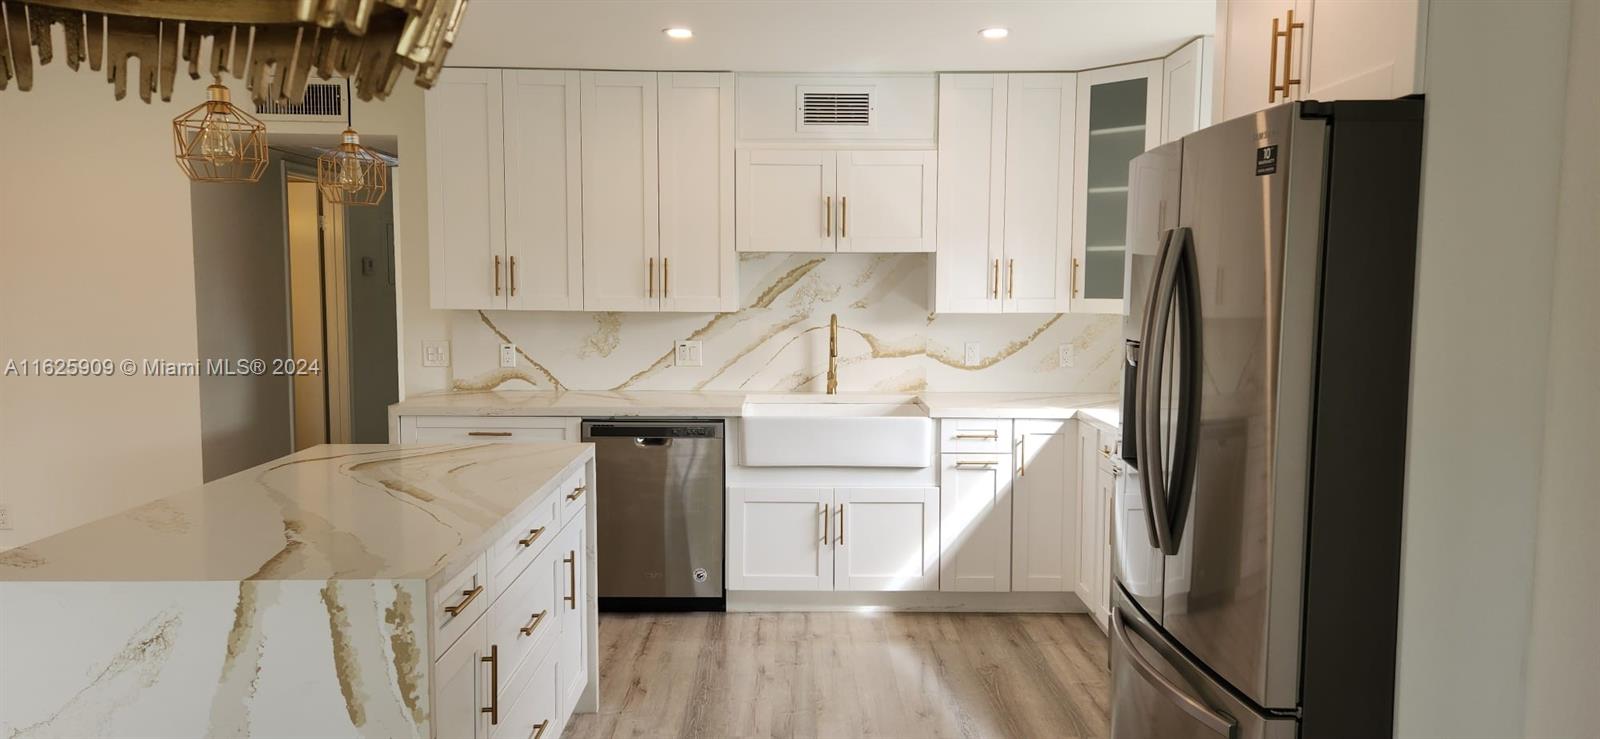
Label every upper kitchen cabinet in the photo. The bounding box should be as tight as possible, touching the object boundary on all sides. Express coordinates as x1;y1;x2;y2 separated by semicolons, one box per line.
426;68;507;311
1215;0;1425;123
657;72;738;312
1072;61;1162;314
581;71;661;312
736;149;936;254
503;70;583;311
1162;37;1214;143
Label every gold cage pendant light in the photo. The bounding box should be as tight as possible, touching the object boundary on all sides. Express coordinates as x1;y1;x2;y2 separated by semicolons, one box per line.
172;82;269;183
318;79;389;206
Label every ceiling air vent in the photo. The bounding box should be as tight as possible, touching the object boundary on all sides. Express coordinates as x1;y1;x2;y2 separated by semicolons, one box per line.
254;81;346;123
797;87;874;131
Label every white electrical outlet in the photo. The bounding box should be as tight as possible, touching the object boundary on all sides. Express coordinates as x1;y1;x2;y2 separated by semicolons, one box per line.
422;340;450;368
1059;344;1076;368
0;504;11;531
675;340;703;367
499;343;518;369
964;342;981;366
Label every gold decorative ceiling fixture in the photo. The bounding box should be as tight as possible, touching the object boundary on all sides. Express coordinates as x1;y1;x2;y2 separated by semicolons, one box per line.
318;79;388;205
0;0;470;105
171;81;269;182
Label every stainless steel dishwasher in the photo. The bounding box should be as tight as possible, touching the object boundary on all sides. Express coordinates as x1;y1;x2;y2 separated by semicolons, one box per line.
581;419;724;611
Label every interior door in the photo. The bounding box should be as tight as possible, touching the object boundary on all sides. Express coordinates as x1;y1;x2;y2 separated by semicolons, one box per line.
1011;419;1076;592
834;487;939;591
939;454;1012;592
934;74;1007;314
728;487;834;591
425;68;505;310
580;71;660;311
735;150;836;253
1002;73;1075;313
503;69;582;310
658;72;737;312
835;150;937;253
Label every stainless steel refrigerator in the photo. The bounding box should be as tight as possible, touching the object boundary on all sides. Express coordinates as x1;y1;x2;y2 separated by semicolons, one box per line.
1112;100;1423;739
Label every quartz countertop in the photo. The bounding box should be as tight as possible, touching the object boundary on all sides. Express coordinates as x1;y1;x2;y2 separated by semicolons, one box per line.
391;389;1120;427
0;442;593;585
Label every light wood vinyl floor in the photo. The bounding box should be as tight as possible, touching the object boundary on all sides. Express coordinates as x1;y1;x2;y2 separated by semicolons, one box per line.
562;612;1111;739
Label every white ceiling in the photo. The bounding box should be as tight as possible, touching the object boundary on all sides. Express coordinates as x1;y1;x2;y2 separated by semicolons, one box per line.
448;1;1216;72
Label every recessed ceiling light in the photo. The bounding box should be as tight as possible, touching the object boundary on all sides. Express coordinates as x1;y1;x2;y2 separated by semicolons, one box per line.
979;27;1009;40
663;27;693;40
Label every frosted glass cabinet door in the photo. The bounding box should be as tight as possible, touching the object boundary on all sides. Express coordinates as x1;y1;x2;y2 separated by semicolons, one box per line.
834;487;940;591
1072;61;1163;314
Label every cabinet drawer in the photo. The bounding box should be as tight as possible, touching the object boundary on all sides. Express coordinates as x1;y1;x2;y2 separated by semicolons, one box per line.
410;416;579;444
493;649;560;739
1095;427;1120;473
487;492;560;599
487;543;561;696
432;555;489;661
939;419;1014;454
557;468;588;526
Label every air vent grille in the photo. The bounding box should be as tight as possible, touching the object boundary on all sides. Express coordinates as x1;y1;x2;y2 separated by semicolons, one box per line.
255;82;345;120
799;89;873;128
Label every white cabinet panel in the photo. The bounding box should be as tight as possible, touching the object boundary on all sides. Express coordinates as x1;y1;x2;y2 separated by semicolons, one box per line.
1002;74;1076;313
1302;0;1424;101
581;71;660;311
836;150;937;253
503;70;582;311
400;416;581;444
728;487;834;591
556;516;587;713
658;72;737;312
1012;420;1078;592
1075;423;1102;601
1072;61;1162;314
434;616;490;739
1216;0;1307;122
494;652;558;739
834;487;939;591
426;68;506;310
1162;37;1212;143
934;74;1007;314
939;455;1013;592
736;150;836;253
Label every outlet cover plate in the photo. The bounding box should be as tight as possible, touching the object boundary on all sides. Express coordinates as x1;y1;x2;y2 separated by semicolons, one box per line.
422;340;450;368
1059;344;1075;368
964;342;981;367
675;340;703;367
499;344;518;369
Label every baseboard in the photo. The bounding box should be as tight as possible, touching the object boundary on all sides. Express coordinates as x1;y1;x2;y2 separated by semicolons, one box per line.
727;589;1087;613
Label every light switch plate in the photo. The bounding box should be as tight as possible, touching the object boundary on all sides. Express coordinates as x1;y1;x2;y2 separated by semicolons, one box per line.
422;340;450;368
964;342;981;367
499;343;518;369
1059;344;1076;368
675;340;703;367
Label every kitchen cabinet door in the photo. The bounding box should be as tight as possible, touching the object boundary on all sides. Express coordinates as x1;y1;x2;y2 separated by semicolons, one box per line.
1093;462;1117;629
1072;61;1162;314
426;68;506;310
1075;423;1103;601
1001;73;1076;314
934;74;1007;314
736;150;836;253
503;70;583;311
1012;420;1079;592
1302;0;1424;101
434;615;490;739
1216;0;1307;122
1162;37;1212;143
727;487;835;591
658;72;737;313
556;516;587;714
581;71;660;311
939;454;1013;592
834;487;940;591
835;150;937;253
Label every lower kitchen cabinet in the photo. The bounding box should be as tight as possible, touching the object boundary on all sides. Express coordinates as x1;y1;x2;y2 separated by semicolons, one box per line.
556;516;588;712
1075;423;1119;628
395;416;581;444
1011;419;1078;592
435;617;491;739
939;454;1013;592
728;486;939;592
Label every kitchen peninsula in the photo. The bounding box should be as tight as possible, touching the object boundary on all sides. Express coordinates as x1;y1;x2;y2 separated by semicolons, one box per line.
0;443;598;739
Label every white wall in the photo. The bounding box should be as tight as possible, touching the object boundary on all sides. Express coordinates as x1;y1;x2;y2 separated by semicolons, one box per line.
1395;1;1576;736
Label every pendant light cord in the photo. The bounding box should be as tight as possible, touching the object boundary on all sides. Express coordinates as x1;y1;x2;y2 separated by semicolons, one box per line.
346;77;354;128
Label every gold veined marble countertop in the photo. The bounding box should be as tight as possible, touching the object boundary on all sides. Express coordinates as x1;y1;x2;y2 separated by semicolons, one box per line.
390;389;1120;426
0;442;593;586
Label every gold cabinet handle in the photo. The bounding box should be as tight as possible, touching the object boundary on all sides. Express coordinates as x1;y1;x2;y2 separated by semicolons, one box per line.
662;257;669;298
825;195;832;237
837;504;845;546
566;484;586;502
1268;14;1280;102
443;585;483;617
509;255;518;297
992;259;1000;298
821;502;830;546
494;255;502;296
648;257;655;298
480;644;499;724
840;196;848;238
519;609;549;637
1071;257;1081;297
1270;9;1305;102
468;431;513;437
954;460;998;469
1018;437;1026;478
517;526;546;548
954;431;999;440
1100;445;1114;458
563;550;577;609
1007;259;1015;299
531;719;551;739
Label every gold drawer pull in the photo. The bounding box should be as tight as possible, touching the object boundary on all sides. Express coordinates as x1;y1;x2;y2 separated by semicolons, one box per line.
509;255;518;297
443;585;483;616
564;551;577;609
824;195;832;237
1100;445;1114;458
565;484;586;502
519;609;549;637
531;719;551;739
468;431;513;437
992;259;1000;298
481;644;499;724
517;526;546;548
955;460;998;469
1007;259;1015;299
494;255;502;296
954;432;999;440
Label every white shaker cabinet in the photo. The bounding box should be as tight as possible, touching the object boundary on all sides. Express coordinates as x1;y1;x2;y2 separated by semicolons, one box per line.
1162;37;1213;143
1072;61;1163;314
556;516;588;713
434;616;491;739
934;74;1007;314
1004;73;1079;313
939;454;1014;592
736;150;935;254
834;487;940;591
657;72;737;312
503;70;583;311
1012;419;1080;592
727;487;835;591
580;71;660;312
735;150;836;253
426;68;507;311
728;486;939;592
834;150;937;253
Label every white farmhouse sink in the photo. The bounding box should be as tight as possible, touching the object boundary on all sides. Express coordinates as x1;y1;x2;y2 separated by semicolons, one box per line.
739;395;934;468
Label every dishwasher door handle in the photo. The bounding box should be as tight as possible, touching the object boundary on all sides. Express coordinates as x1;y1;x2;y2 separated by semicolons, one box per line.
634;438;673;447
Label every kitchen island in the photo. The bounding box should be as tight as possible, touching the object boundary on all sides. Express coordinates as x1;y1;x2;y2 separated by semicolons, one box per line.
0;442;598;739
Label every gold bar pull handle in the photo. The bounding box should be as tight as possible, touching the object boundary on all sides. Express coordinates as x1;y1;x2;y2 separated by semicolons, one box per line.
563;551;577;608
468;431;514;438
825;195;832;237
531;720;551;739
519;609;549;637
955;460;998;469
821;502;830;546
494;255;502;296
662;257;669;298
1269;15;1281;102
992;259;1000;298
509;255;518;297
1281;9;1304;95
954;431;1000;440
517;526;546;548
1072;257;1081;297
1007;259;1015;299
480;644;499;724
566;484;586;502
443;585;483;617
840;196;848;239
837;504;845;546
648;257;655;298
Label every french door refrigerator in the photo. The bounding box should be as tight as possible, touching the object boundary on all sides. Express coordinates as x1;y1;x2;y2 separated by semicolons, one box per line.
1111;100;1423;739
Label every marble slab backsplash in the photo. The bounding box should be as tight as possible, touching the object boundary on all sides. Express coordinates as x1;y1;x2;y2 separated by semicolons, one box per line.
448;253;1121;394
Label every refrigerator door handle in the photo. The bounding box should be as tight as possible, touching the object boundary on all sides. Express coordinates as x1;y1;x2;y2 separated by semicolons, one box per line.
1134;228;1177;550
1138;228;1182;554
1162;227;1204;555
1113;606;1239;737
1138;227;1204;557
